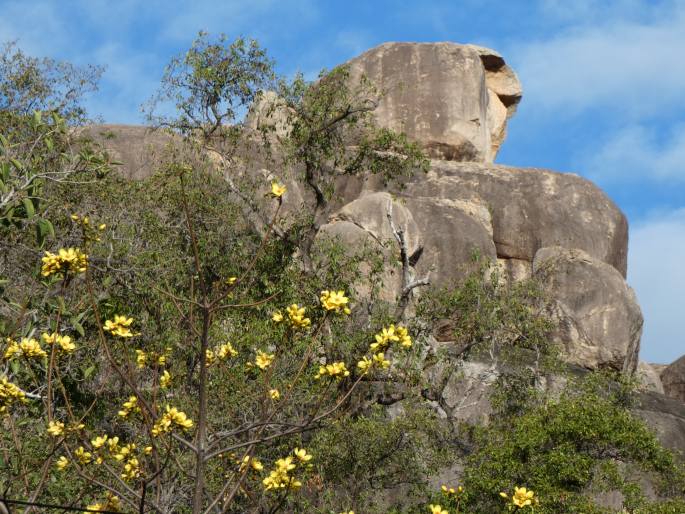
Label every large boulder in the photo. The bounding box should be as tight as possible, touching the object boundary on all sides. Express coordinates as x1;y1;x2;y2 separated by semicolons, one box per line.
401;195;496;286
661;355;685;403
532;246;642;372
346;42;521;163
406;161;629;278
334;160;628;280
637;362;665;394
633;391;685;454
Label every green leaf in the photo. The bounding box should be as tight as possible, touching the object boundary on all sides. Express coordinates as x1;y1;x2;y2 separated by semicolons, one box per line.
72;320;85;337
83;365;96;379
35;218;54;246
33;110;42;126
9;158;23;171
10;359;19;374
22;197;35;218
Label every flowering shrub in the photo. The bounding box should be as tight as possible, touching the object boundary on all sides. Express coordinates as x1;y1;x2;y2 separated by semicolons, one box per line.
1;35;682;514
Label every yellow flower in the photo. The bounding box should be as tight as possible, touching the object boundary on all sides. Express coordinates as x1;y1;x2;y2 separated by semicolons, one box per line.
441;484;463;496
370;324;412;352
512;486;535;508
106;437;120;455
0;376;27;414
103;315;135;338
370;325;400;352
315;361;350;380
319;290;350;314
118;396;140;418
270;180;287;198
269;388;280;400
91;435;108;449
41;248;88;277
113;443;136;461
372;352;390;369
262;455;302;491
4;337;47;360
47;420;65;437
121;456;140;481
357;352;390;374
205;348;216;367
98;223;107;231
75;446;92;464
293;448;312;463
160;370;172;389
429;505;448;514
135;349;147;368
226;276;237;285
55;456;69;471
151;405;194;436
357;356;372;374
501;487;536;509
238;455;264;472
272;310;284;322
396;325;412;348
254;350;275;371
286;304;311;329
86;493;120;512
276;456;296;473
216;342;238;360
41;332;76;353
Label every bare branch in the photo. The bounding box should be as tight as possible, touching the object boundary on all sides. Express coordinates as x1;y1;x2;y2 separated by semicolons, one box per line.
386;199;429;321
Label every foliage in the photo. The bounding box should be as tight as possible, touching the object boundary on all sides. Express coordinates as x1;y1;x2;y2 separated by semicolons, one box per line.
307;405;450;513
0;35;430;513
0;110;112;245
1;36;683;514
460;371;685;513
0;40;102;123
147;32;274;137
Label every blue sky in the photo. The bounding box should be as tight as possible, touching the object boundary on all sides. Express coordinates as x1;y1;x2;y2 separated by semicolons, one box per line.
1;0;683;363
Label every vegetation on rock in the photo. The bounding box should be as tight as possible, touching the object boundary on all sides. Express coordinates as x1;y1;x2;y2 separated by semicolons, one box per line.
0;34;683;514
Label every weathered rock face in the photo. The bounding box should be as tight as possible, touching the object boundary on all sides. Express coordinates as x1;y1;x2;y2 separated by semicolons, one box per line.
637;362;665;394
79;124;178;180
633;391;685;453
403;161;629;277
346;42;522;163
327;159;628;285
317;193;418;303
661;355;685;403
532;247;643;373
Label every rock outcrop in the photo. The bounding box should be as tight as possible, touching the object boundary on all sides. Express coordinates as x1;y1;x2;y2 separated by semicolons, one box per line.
79;124;177;180
346;42;521;163
637;362;665;394
532;246;642;373
661;355;685;403
87;41;685;456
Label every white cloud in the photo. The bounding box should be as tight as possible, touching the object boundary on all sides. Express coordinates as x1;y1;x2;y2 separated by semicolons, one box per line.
628;208;685;364
511;3;685;117
582;124;685;183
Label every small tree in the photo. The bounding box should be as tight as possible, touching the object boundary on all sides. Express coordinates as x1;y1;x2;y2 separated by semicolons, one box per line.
0;40;102;123
1;36;424;513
